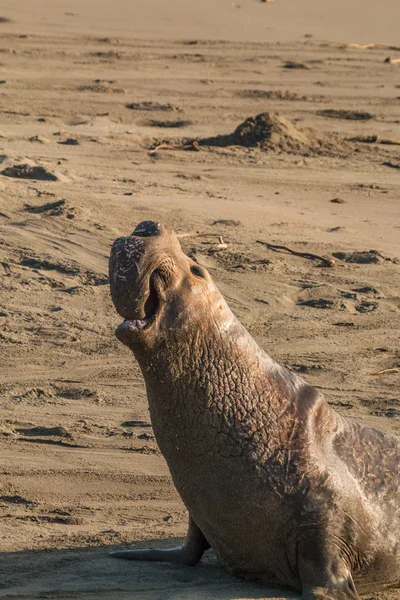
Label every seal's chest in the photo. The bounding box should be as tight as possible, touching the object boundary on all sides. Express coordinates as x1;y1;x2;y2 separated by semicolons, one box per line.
183;480;297;589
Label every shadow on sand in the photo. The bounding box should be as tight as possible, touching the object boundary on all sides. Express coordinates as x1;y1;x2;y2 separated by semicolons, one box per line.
0;538;299;599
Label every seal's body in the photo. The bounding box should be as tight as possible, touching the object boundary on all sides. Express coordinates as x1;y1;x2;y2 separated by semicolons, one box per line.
109;221;400;600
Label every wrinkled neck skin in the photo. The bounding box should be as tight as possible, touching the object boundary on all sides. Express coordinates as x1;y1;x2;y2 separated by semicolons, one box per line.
130;283;330;473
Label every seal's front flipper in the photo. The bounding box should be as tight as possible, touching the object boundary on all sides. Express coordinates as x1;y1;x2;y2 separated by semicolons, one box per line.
110;516;210;567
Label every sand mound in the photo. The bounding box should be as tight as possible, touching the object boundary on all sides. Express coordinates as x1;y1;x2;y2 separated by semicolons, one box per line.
200;112;350;156
1;163;58;181
0;157;71;182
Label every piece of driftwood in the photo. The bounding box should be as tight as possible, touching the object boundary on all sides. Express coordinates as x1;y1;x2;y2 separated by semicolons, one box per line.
384;57;400;65
177;232;227;253
319;41;400;51
1;262;11;275
209;242;228;252
256;240;335;267
349;135;400;146
347;43;400;50
371;368;400;375
148;141;200;154
177;232;224;240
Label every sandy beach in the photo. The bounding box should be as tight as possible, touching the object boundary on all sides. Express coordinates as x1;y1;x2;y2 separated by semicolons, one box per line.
0;1;399;598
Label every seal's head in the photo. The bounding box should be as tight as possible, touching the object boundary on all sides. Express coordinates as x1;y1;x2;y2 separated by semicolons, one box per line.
109;221;232;355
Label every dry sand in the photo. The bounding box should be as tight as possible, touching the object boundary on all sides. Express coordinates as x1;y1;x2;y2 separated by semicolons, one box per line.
0;1;399;598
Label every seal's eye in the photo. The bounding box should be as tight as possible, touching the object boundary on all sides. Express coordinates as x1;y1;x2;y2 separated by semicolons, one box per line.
190;265;205;279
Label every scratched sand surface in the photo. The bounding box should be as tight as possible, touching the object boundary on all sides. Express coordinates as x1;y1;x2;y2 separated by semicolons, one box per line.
0;1;399;598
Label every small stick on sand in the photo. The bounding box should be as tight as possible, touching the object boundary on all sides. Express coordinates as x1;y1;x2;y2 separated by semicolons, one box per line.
148;141;200;154
256;240;335;267
348;135;400;146
1;262;11;275
210;236;228;252
150;143;180;152
379;139;400;146
177;232;227;252
317;40;400;51
371;368;400;375
347;43;400;50
177;232;224;240
384;57;400;65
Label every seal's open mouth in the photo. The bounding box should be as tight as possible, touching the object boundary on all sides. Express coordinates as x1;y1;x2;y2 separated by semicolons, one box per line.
109;221;182;342
122;271;160;331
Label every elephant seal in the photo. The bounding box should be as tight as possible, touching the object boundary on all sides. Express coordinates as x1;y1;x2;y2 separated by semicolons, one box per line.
109;221;400;600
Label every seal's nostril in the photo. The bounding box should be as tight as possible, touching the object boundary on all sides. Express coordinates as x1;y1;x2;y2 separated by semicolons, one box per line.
132;221;162;238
